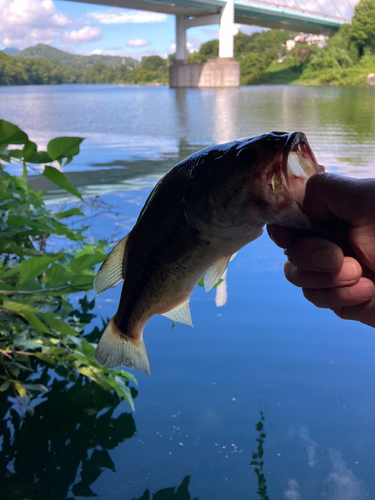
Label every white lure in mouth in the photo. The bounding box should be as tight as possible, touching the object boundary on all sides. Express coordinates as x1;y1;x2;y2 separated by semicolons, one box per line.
286;149;322;206
287;152;309;180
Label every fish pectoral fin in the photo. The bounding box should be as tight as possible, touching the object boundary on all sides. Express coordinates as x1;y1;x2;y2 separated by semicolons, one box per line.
95;317;151;376
162;299;193;327
204;255;233;292
229;252;237;262
94;234;129;295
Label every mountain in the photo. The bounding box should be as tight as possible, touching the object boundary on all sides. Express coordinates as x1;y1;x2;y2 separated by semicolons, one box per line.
18;44;139;70
2;47;20;56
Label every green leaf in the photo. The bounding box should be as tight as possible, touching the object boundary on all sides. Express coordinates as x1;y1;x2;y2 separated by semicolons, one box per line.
44;312;78;337
3;300;50;333
22;141;52;164
42;166;83;201
19;255;61;284
34;353;56;365
70;253;105;274
22;383;49;394
0;120;28;146
44;263;72;287
47;137;84;161
8;149;24;159
55;208;84;220
14;382;26;401
197;277;224;288
107;375;135;411
0;380;10;392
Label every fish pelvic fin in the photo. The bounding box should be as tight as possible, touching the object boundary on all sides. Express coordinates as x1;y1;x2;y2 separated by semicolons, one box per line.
94;234;129;295
162;299;193;327
204;253;236;292
95;318;151;376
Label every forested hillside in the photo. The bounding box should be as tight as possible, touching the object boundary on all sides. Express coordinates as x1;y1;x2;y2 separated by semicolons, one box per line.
18;44;137;70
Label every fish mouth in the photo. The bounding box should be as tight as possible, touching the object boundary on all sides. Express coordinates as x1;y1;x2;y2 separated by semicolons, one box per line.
277;131;324;209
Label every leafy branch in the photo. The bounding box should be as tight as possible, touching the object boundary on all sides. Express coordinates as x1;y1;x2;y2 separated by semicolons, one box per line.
0;119;136;413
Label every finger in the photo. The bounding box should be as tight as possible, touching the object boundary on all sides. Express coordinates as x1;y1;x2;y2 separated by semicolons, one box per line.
285;237;344;272
284;257;362;289
302;277;375;309
333;296;375;328
267;224;297;249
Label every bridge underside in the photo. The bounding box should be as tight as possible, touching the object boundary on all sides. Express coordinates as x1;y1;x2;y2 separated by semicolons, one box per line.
67;0;345;34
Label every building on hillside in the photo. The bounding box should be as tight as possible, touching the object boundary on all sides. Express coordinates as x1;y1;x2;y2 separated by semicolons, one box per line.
285;32;329;51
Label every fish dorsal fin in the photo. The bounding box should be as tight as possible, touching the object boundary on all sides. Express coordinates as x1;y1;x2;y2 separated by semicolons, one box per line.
204;254;235;292
162;299;193;327
94;234;129;295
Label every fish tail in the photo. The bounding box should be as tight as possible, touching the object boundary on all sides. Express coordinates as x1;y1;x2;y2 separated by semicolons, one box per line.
95;318;150;376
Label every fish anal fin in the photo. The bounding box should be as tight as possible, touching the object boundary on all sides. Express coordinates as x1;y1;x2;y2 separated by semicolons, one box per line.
162;299;193;327
94;234;129;295
95;317;150;376
204;255;232;292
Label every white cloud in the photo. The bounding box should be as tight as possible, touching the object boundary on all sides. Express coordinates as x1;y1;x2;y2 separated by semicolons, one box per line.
88;9;167;25
0;0;71;49
127;38;150;47
63;26;102;44
322;449;362;500
284;479;301;500
298;426;318;468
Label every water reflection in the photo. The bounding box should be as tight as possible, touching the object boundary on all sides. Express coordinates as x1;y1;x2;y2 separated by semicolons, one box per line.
131;476;199;500
250;412;269;500
0;378;136;499
213;89;239;144
26;140;206;204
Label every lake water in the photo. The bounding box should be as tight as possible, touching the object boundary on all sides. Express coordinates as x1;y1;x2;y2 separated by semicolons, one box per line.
1;84;375;500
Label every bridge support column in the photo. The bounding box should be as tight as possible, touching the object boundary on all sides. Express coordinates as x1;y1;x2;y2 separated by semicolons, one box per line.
170;1;240;88
219;0;234;58
175;15;187;61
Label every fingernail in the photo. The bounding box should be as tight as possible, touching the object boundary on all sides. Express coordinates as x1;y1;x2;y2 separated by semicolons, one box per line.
335;263;359;282
311;248;336;270
350;281;375;299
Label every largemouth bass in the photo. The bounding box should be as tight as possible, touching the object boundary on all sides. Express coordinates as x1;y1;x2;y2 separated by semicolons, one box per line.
94;131;324;375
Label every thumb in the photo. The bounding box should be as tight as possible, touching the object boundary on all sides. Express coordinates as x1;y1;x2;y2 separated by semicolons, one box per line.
303;173;375;226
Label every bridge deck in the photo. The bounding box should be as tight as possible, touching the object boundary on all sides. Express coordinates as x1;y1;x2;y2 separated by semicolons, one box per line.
67;0;346;33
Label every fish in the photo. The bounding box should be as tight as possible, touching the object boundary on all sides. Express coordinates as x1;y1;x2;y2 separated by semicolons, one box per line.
94;131;324;375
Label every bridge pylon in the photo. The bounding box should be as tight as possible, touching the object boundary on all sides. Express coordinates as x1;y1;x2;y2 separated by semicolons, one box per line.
170;0;240;88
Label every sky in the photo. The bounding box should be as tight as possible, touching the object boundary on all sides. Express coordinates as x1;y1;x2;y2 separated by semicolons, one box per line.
0;0;357;60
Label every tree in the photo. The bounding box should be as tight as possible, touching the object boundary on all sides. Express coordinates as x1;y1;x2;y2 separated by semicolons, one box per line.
350;0;375;55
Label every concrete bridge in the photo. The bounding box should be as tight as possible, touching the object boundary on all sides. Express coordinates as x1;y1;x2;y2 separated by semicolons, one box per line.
69;0;349;87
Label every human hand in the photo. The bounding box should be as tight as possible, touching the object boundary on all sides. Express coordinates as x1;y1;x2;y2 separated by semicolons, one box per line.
267;173;375;327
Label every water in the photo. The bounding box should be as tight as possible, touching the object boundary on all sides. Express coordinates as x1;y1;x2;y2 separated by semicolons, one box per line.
1;84;375;500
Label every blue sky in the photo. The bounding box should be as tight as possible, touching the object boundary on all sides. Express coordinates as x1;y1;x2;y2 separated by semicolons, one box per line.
0;0;356;59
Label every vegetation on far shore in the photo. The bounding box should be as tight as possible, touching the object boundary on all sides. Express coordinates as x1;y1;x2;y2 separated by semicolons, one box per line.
1;0;375;87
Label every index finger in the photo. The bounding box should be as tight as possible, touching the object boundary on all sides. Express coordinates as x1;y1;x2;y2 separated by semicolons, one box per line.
267;224;298;249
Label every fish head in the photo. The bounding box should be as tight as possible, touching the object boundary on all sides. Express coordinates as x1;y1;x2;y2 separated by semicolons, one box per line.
237;130;325;229
184;131;324;235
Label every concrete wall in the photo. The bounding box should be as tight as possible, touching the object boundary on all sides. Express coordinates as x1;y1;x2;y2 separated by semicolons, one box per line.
170;58;240;88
